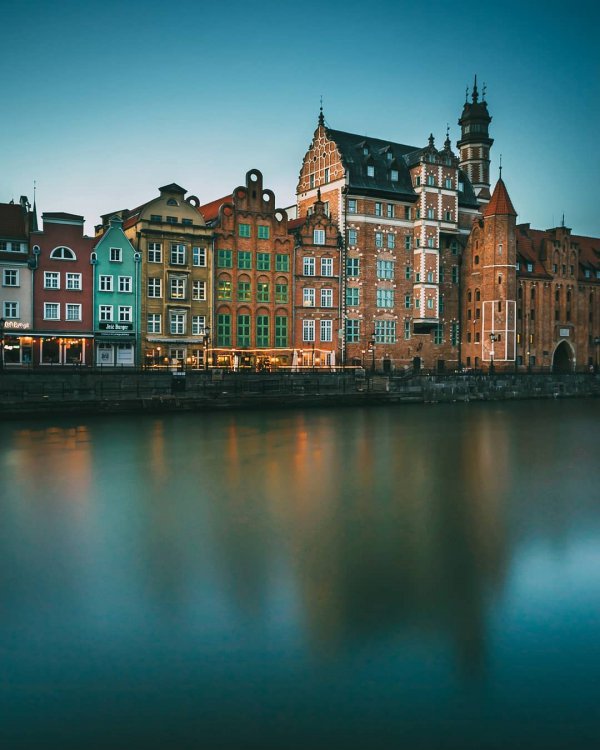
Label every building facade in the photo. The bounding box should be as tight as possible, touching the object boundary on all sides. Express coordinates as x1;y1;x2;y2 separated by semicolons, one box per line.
289;192;343;369
200;170;294;370
31;212;95;365
0;197;36;366
92;216;141;366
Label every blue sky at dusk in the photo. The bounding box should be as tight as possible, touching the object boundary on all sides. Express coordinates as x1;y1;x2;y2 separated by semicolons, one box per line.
2;0;599;235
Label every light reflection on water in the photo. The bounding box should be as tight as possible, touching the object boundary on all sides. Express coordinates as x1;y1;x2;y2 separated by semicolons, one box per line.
0;400;599;749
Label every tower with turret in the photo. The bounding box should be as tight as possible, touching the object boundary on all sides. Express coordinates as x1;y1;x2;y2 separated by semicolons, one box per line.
457;76;494;205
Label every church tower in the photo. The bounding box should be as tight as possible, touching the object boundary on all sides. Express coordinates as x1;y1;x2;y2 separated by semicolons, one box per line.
457;76;494;205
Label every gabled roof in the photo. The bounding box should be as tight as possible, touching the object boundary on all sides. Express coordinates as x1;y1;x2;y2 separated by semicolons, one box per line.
483;178;517;217
198;195;230;223
516;224;600;281
0;203;28;239
159;183;186;194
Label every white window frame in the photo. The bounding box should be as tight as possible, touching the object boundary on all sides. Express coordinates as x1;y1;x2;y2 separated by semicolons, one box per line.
313;229;325;245
66;303;82;321
147;313;161;333
99;305;113;322
110;247;122;262
193;246;207;267
118;306;132;322
3;301;19;318
302;319;315;342
148;278;162;298
99;275;113;292
303;257;315;276
192;280;206;301
320;288;333;308
148;242;162;263
321;258;333;277
170;311;186;335
170;243;186;265
170;277;186;300
44;271;60;289
66;272;82;290
320;319;333;342
118;276;132;293
44;302;60;320
192;315;206;335
303;288;315;307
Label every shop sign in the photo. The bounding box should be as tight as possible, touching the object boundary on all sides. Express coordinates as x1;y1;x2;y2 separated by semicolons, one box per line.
4;321;31;330
99;322;133;332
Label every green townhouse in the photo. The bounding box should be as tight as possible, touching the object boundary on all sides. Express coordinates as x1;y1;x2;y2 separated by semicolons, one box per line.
91;216;141;366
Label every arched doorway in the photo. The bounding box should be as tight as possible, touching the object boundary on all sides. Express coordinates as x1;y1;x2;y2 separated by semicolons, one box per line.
552;340;573;373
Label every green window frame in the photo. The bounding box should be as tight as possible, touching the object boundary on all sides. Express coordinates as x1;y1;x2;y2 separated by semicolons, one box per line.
258;225;270;240
238;251;252;269
237;281;251;302
433;324;443;345
257;282;269;302
275;254;289;271
346;319;360;343
451;265;459;284
346;257;359;277
217;314;231;347
346;287;359;306
451;322;459;346
217;280;232;300
217;249;232;268
256;315;269;347
239;223;251;238
237;314;251;347
257;253;271;271
275;283;288;303
275;316;288;347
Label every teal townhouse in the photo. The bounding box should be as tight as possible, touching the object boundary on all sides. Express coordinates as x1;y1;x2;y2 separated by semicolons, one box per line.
91;216;141;366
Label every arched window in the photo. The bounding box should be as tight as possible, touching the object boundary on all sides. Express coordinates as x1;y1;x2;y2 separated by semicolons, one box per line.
166;198;178;206
498;274;502;285
467;290;472;303
50;246;76;260
475;289;481;301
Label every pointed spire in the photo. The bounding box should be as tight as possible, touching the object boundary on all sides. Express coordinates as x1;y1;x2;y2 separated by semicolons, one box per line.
561;213;565;227
428;133;435;148
472;75;479;103
30;179;39;232
465;85;469;103
483;177;517;217
318;95;324;126
444;124;451;150
499;154;502;179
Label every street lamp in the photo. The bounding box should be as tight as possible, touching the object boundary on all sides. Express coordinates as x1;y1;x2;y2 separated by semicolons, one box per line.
203;326;211;371
489;332;498;374
370;331;376;374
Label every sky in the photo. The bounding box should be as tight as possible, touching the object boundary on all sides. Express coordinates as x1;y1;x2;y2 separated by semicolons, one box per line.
2;0;599;236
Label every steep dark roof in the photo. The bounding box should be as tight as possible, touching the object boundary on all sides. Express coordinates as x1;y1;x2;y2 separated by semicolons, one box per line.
325;127;479;209
0;203;28;239
42;212;84;222
159;183;186;194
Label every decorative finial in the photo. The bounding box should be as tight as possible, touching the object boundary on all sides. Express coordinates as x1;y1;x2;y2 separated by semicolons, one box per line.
318;95;324;126
428;133;434;148
444;123;451;150
317;187;322;202
482;82;487;101
499;154;502;179
465;85;469;103
472;74;479;103
561;213;565;227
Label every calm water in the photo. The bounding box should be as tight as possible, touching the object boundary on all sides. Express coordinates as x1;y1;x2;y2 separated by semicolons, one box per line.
1;400;599;750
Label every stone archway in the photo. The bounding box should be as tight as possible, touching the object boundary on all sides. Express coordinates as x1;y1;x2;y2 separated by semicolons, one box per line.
552;340;574;373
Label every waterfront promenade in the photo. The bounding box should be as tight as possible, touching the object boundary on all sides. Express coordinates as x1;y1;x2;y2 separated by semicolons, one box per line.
1;369;598;419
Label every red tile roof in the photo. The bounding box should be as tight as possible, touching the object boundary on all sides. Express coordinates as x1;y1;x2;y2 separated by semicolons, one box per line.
198;195;230;223
287;217;304;231
483;178;517;217
0;203;28;239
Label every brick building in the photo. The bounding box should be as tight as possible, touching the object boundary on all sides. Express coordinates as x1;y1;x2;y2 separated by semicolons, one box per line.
199;170;293;370
289;192;343;369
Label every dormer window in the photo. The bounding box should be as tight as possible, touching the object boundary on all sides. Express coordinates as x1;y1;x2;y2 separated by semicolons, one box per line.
386;151;392;161
367;165;375;178
390;169;399;182
50;246;76;260
527;262;533;272
363;147;369;156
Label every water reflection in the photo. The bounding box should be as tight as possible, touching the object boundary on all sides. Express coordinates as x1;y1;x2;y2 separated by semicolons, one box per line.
1;401;599;749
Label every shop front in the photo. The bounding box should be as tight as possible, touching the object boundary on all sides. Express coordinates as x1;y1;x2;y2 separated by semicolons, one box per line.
95;324;137;367
33;336;93;366
145;338;206;369
1;322;34;366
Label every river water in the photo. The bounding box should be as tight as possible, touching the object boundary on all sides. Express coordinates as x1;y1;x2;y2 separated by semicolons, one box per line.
1;400;599;749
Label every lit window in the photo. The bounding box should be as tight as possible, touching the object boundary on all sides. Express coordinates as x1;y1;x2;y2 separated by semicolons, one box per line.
217;280;231;300
170;277;186;299
257;282;269;302
238;281;251;301
367;165;375;177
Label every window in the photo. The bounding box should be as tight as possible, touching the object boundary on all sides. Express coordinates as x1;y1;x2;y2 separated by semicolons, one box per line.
427;175;435;186
450;241;458;255
148;314;161;333
237;314;251;347
451;266;459;284
257;225;270;240
303;288;315;307
193;280;206;301
375;202;382;217
303;257;315;276
444;211;452;222
302;319;315;342
320;320;333;342
405;236;412;251
170;312;186;335
348;229;357;246
405;266;412;280
386;204;395;219
44;302;60;320
217;314;231;346
348;199;357;213
3;301;18;318
433;324;443;345
257;253;271;271
427;208;435;220
275;283;288;303
321;257;333;276
256;315;269;347
3;269;19;286
149;214;163;223
404;320;411;340
148;242;162;262
99;275;113;292
427;237;435;248
192;315;206;336
275;316;288;347
109;247;122;263
182;218;192;226
321;288;333;307
427;271;434;283
367;165;375;177
239;223;251;238
99;305;112;322
527;262;533;272
376;289;394;308
415;176;421;187
276;254;289;272
346;257;360;277
193;246;206;266
45;271;60;289
4;240;23;252
403;292;412;310
445;177;452;189
346;319;360;342
415;272;420;282
217;280;232;300
498;243;503;255
118;306;132;322
238;251;251;269
257;282;269;302
375;232;383;248
63;303;81;321
238;281;251;301
170;277;186;299
313;229;325;245
217;249;232;268
375;320;396;343
118;276;132;293
439;267;445;283
416;209;421;220
387;233;395;249
439;296;444;313
148;278;162;297
50;246;75;260
165;216;177;225
426;298;434;309
377;260;394;279
346;287;359;306
170;244;185;265
390;169;399;182
324;167;330;183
